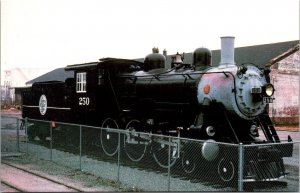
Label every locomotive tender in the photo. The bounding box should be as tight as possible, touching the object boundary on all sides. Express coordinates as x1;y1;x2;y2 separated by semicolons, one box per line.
22;37;293;182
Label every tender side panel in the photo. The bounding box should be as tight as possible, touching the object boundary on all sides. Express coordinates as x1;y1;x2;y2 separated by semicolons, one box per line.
22;81;72;122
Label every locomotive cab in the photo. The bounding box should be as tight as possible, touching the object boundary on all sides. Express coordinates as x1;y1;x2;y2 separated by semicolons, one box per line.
65;59;145;125
65;62;101;125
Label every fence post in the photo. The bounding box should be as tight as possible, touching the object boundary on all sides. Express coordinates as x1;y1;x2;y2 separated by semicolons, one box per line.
167;137;171;191
25;117;28;154
79;125;82;171
50;122;53;161
238;143;244;191
16;118;20;152
117;132;121;182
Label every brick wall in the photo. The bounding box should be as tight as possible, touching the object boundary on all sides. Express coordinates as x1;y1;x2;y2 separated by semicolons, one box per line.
269;51;299;125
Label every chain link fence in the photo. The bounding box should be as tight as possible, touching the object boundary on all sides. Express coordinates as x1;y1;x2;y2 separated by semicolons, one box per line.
1;116;299;191
1;115;22;153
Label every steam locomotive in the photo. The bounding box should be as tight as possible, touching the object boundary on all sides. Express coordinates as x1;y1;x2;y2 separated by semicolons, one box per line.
22;37;293;182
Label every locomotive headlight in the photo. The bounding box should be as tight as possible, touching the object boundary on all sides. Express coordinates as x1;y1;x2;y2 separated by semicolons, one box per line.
263;83;275;97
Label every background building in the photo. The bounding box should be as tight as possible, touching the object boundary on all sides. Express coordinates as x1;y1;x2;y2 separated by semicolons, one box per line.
1;68;51;107
267;45;299;124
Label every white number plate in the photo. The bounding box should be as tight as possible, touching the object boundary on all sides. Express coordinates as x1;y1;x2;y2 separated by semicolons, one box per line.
251;87;262;94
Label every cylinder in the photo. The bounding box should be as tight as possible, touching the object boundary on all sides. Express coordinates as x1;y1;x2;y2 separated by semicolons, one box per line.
219;36;235;67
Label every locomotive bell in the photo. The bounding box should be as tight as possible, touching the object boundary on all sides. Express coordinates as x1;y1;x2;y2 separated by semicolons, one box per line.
171;52;184;68
144;47;166;71
193;47;212;70
174;52;184;63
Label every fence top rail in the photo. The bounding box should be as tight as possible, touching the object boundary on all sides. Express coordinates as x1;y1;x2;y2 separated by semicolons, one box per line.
243;141;295;147
26;118;83;127
1;115;21;118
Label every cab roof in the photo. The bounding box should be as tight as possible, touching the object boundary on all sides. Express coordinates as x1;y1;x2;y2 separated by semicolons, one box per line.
64;58;144;71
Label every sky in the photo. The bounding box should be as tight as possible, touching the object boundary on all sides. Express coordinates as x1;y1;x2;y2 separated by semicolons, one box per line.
1;0;299;73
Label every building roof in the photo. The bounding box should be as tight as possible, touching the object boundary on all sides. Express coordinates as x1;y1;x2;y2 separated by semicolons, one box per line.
26;40;299;85
26;67;74;85
266;43;299;67
212;40;299;67
157;40;299;68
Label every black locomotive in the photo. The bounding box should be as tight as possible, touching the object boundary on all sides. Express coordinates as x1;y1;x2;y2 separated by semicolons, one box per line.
22;37;293;182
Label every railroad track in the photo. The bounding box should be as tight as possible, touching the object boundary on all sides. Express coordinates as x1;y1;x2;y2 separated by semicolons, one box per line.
1;162;83;192
1;181;21;192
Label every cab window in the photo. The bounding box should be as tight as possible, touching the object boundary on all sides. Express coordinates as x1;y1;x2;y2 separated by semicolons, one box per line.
76;72;87;93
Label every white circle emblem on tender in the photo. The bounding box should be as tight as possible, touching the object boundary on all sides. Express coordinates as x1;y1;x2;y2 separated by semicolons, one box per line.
39;95;47;115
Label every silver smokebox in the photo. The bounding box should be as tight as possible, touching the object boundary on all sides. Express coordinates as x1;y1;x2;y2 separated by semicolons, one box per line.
219;36;236;68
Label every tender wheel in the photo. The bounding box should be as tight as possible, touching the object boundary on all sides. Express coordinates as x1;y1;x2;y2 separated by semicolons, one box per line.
152;136;178;168
35;122;50;142
217;158;235;182
124;120;148;162
101;118;119;156
181;151;196;174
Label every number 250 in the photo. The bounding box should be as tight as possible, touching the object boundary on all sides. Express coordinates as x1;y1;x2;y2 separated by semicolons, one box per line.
79;97;90;105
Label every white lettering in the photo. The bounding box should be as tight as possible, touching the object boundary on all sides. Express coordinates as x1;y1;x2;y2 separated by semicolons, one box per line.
79;97;90;106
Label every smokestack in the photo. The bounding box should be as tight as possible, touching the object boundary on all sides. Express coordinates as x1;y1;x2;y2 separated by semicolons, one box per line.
219;36;236;68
